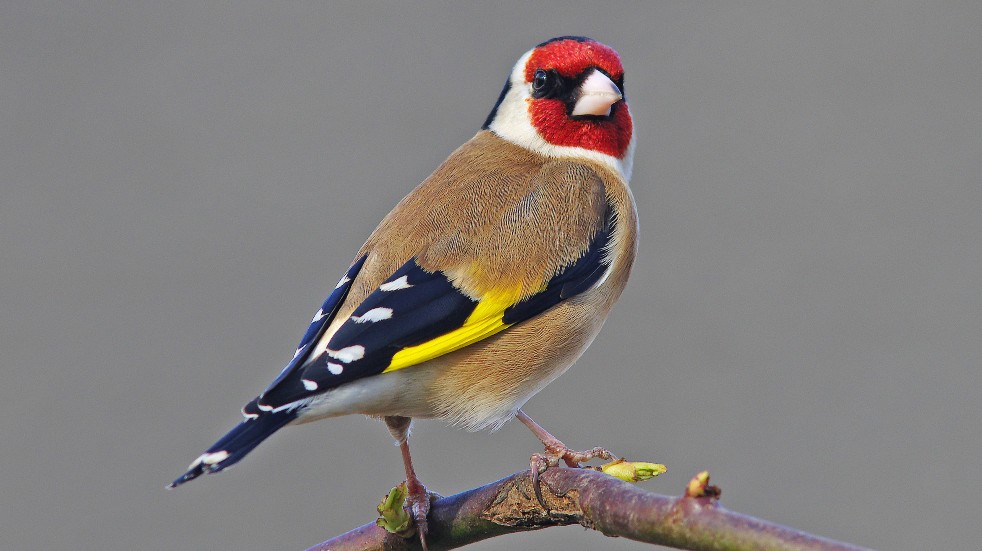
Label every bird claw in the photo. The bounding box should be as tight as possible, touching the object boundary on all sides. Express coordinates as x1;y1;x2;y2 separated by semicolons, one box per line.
405;477;431;551
528;443;614;509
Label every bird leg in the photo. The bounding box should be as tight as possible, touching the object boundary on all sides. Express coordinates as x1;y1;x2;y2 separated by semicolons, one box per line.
515;409;614;508
384;416;430;551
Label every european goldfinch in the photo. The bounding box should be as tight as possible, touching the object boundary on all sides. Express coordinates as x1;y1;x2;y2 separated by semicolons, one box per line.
170;36;637;547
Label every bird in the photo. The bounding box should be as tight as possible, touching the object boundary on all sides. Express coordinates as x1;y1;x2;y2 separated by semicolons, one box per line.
169;36;637;549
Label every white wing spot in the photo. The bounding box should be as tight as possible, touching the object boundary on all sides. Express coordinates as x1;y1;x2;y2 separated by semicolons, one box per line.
294;343;308;359
257;403;273;412
335;275;351;289
301;379;319;391
379;275;412;291
326;345;365;363
311;309;326;323
327;362;344;375
591;262;614;290
351;307;393;323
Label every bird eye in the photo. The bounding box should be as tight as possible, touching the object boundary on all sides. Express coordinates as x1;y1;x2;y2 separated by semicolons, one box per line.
531;69;551;98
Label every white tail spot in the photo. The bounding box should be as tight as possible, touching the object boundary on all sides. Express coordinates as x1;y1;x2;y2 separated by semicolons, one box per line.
202;450;230;465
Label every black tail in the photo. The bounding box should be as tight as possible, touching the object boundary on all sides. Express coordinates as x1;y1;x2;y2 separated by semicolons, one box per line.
168;406;297;488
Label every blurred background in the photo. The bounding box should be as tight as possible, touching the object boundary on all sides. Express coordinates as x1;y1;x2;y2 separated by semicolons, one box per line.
2;2;980;550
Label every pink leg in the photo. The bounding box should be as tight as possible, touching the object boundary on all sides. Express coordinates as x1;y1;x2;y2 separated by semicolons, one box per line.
385;416;430;551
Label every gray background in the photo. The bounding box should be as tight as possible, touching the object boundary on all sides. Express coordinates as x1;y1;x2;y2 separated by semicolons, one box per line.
2;2;979;550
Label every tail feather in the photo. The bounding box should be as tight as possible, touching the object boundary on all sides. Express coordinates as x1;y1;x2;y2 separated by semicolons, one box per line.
168;407;297;488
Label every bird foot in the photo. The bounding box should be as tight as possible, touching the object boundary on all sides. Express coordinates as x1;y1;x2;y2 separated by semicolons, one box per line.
405;476;431;551
528;442;614;509
515;410;614;509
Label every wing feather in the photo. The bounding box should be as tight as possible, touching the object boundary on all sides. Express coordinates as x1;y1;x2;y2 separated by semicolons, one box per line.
255;158;617;412
256;200;615;411
260;256;366;395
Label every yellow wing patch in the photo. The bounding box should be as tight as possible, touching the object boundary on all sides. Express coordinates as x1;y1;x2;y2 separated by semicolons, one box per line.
383;287;522;373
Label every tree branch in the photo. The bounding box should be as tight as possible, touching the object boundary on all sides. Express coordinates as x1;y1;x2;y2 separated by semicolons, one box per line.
306;468;872;551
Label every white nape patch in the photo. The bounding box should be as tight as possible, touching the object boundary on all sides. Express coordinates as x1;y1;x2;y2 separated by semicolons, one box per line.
379;275;412;291
327;362;344;375
301;379;319;391
311;308;326;323
335;275;351;289
486;48;634;181
351;307;393;324
326;345;365;363
293;343;308;359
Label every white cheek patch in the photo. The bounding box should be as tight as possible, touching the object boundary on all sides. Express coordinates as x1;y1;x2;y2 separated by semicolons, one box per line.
486;48;632;181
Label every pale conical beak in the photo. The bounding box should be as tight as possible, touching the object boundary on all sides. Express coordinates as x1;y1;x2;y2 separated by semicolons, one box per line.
571;69;623;117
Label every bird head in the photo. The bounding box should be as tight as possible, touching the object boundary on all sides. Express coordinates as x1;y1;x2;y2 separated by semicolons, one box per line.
483;36;635;179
